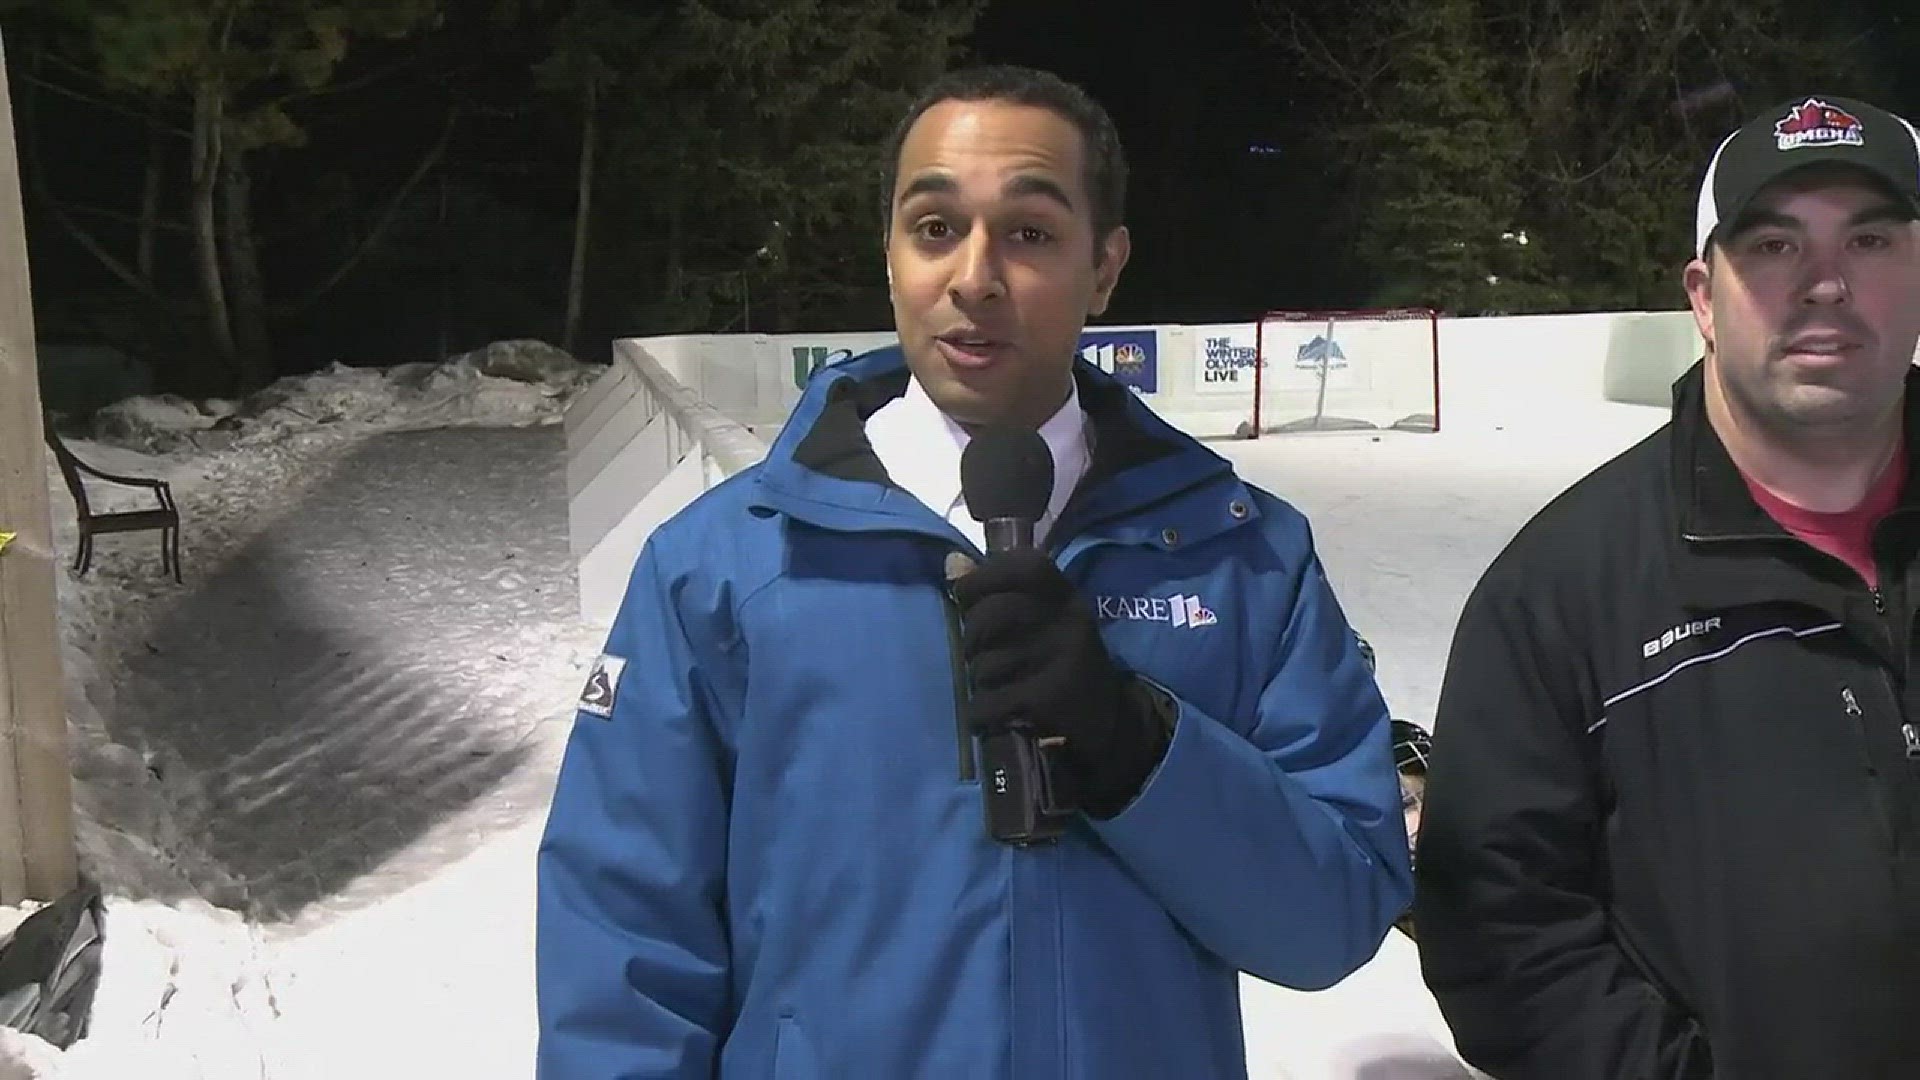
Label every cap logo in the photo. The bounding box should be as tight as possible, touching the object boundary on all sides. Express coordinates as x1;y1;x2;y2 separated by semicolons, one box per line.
1774;98;1865;151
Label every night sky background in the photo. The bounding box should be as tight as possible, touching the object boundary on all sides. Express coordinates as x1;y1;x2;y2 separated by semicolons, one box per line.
8;0;1918;392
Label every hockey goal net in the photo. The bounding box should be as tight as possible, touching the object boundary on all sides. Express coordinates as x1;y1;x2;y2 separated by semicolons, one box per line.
1241;308;1440;437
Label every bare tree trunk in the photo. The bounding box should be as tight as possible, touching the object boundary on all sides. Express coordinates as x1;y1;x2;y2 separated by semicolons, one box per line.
563;78;597;354
665;173;686;325
220;155;272;385
772;262;794;333
188;78;237;377
769;211;794;333
138;124;162;287
437;170;450;360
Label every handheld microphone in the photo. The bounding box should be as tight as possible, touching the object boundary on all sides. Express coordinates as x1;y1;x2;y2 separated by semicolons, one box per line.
957;427;1075;846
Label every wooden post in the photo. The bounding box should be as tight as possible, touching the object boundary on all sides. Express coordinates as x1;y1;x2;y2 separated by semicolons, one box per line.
0;29;79;903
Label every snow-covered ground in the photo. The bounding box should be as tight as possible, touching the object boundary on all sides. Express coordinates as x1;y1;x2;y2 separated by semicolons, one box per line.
1222;403;1671;1079
4;340;1670;1079
10;341;603;1078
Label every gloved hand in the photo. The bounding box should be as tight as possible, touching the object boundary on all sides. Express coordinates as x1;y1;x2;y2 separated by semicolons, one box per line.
949;549;1173;818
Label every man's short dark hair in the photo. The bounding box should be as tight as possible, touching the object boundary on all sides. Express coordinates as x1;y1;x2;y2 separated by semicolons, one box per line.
881;65;1128;248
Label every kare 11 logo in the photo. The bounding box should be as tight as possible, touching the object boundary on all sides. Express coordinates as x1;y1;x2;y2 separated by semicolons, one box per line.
1097;592;1218;629
1078;329;1158;394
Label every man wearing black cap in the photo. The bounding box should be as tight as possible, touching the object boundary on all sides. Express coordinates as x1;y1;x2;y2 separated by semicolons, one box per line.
1413;95;1920;1079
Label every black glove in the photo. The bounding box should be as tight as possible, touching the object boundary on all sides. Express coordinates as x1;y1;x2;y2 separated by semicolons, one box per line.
949;549;1173;818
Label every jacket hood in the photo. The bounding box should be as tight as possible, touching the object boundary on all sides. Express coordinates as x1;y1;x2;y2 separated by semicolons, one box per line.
749;344;1251;553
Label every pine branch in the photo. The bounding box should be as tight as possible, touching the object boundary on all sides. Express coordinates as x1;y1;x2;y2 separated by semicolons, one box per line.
280;105;461;314
34;197;158;297
14;69;191;139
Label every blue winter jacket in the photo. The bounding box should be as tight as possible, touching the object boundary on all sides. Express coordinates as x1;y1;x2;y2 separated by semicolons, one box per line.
536;346;1413;1079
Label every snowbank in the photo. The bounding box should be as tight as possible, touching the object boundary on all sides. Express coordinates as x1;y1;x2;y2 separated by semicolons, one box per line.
7;343;601;1077
83;341;601;454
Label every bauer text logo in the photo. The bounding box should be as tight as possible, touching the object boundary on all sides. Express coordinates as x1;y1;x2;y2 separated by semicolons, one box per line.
1643;617;1721;658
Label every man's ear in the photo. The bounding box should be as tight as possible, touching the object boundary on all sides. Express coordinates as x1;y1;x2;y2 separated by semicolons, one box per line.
1683;255;1715;355
1089;226;1132;317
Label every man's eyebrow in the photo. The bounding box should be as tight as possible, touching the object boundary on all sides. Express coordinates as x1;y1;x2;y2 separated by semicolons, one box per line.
1727;202;1915;240
892;173;1077;213
1002;174;1075;212
1724;209;1799;238
1848;202;1917;228
895;173;957;208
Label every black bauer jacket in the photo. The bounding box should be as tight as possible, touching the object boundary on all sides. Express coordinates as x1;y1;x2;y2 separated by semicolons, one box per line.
1413;362;1920;1080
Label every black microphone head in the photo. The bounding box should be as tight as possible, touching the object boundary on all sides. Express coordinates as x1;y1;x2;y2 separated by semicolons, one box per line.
961;426;1054;524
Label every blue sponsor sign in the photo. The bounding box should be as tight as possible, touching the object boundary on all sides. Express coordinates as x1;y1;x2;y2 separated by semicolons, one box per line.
1078;329;1157;394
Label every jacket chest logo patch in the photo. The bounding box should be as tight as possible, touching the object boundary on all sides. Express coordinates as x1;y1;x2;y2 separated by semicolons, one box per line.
1643;617;1722;658
1096;593;1217;629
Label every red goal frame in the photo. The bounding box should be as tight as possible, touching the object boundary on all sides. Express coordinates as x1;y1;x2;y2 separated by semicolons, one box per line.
1249;307;1442;437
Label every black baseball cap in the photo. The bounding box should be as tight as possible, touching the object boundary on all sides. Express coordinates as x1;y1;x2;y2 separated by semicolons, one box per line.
1694;94;1920;258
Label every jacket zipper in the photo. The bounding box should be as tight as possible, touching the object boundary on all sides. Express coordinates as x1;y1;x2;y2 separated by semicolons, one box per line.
937;525;1083;785
1846;678;1920;764
1841;684;1904;861
1865;588;1920;759
1880;672;1920;761
1693;533;1913;747
942;581;976;783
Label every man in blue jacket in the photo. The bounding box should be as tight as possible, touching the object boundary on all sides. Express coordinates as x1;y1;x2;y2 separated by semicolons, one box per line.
536;64;1412;1079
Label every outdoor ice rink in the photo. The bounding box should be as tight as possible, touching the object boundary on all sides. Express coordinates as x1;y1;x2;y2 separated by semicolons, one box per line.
32;361;1679;1079
1216;401;1671;728
1213;400;1673;1077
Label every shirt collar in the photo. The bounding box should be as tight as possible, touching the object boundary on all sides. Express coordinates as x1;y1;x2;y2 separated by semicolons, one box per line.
865;374;1092;531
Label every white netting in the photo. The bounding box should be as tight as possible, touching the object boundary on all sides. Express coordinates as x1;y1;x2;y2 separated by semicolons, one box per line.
1246;308;1440;436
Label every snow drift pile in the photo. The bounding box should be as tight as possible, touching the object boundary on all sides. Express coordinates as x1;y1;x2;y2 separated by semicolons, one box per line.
74;340;602;454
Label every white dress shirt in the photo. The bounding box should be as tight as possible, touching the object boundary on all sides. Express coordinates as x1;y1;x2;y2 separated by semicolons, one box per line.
864;375;1092;552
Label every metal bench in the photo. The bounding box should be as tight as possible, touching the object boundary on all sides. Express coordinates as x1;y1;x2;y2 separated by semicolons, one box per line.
42;423;181;582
